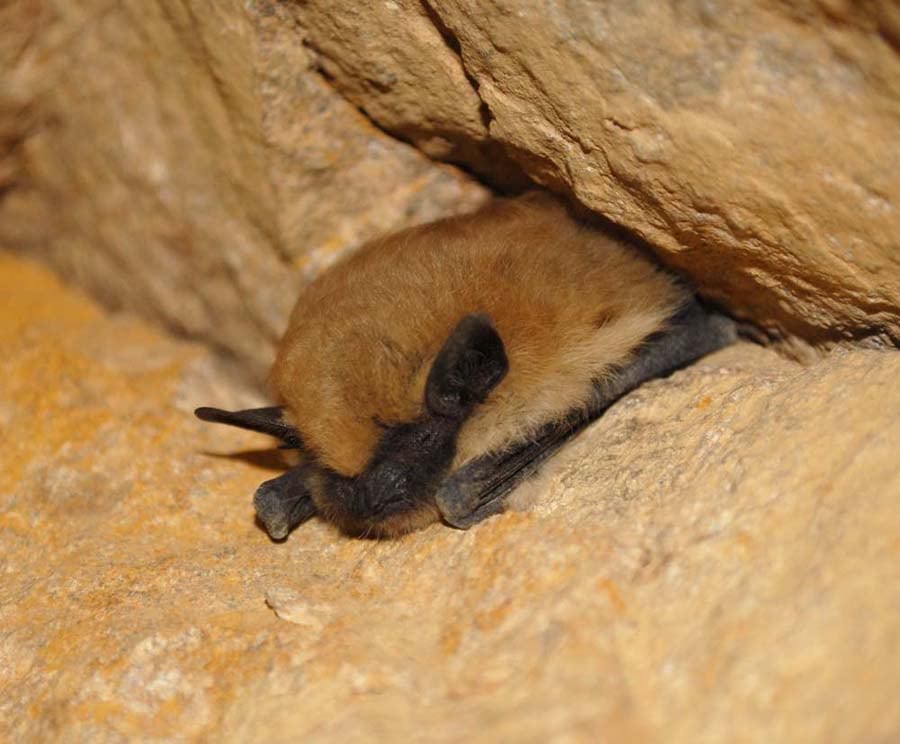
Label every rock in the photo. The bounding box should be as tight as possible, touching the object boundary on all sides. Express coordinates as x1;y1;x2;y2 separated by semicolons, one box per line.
292;0;528;190
5;1;899;365
295;1;900;346
0;0;489;382
2;254;898;742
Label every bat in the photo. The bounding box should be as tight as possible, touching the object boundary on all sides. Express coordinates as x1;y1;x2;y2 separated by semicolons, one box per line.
195;192;735;539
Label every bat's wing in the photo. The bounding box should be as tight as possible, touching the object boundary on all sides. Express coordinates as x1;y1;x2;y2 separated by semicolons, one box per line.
436;301;737;528
253;466;317;539
194;406;302;449
194;406;313;538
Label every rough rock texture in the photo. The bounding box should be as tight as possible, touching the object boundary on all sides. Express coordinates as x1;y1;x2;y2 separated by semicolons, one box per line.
0;0;489;381
294;0;900;345
2;255;898;742
290;0;529;191
5;1;900;366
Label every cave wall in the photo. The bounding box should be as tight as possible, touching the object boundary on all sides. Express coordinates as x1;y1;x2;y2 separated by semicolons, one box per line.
3;1;900;369
295;0;900;344
0;0;488;380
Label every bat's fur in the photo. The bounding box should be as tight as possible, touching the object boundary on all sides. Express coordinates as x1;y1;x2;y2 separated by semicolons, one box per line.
269;192;688;535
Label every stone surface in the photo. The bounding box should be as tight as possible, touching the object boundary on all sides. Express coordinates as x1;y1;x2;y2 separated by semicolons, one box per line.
2;255;898;742
0;0;489;382
295;0;900;345
5;0;899;372
292;0;528;191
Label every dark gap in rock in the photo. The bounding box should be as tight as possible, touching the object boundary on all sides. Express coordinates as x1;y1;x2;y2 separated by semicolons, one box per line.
418;0;493;130
303;59;530;192
419;0;463;57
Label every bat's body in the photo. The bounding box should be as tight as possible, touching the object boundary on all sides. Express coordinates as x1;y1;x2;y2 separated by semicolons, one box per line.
196;193;735;538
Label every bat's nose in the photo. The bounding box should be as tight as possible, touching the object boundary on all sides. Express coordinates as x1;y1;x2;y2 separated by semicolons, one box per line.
365;461;415;516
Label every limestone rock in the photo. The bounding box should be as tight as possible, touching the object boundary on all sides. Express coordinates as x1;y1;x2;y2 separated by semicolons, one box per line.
2;255;897;742
292;0;528;190
0;0;489;382
5;0;899;368
295;0;900;345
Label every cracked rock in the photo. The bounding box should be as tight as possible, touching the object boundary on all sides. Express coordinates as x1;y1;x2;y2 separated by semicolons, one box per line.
295;0;900;346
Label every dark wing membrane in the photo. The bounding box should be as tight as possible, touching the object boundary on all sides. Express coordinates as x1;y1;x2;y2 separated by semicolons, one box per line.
435;302;737;529
194;406;302;449
253;466;317;539
435;412;583;528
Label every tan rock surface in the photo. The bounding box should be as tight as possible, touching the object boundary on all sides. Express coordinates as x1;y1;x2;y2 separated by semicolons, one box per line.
2;255;898;742
296;0;900;345
291;0;527;190
5;0;899;366
0;0;488;381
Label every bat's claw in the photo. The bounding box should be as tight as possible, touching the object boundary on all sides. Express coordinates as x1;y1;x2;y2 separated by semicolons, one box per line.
252;467;317;540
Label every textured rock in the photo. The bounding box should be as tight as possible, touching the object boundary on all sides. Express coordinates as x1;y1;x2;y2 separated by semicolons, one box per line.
2;255;898;742
295;0;900;345
0;0;488;381
5;0;899;372
291;0;528;190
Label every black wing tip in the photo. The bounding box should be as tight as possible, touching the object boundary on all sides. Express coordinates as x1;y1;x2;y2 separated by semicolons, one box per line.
193;405;302;449
194;406;225;422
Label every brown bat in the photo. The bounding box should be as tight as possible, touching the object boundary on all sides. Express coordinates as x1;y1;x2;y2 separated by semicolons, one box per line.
196;192;735;539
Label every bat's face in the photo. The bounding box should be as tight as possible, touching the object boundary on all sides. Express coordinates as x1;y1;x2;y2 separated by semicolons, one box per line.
295;313;509;537
199;313;510;538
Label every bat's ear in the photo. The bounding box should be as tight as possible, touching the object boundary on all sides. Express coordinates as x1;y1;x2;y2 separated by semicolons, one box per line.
426;313;508;419
194;406;302;449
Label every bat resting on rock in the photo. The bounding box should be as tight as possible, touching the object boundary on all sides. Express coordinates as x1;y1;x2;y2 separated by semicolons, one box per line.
196;192;735;539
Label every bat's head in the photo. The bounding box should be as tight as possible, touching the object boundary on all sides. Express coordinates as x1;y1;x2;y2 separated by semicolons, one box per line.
196;313;507;538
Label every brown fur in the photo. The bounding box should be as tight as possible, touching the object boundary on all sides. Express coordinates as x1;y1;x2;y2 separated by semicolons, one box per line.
271;192;687;494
